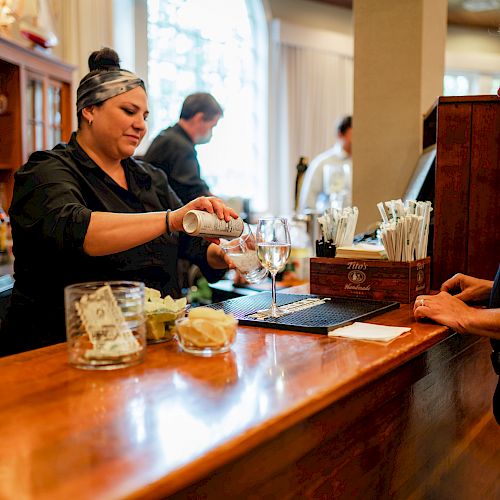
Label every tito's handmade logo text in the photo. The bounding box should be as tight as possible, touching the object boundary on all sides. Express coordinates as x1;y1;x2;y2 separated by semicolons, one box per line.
345;262;371;291
415;262;426;291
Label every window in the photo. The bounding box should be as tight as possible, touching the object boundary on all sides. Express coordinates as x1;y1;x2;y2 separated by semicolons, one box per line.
444;72;500;96
443;74;472;96
491;77;500;94
146;0;268;211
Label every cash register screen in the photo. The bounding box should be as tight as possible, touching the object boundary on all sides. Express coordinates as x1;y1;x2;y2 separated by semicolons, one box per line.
402;144;436;203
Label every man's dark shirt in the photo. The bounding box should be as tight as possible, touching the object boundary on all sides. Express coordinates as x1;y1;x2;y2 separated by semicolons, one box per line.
143;123;210;203
1;133;224;354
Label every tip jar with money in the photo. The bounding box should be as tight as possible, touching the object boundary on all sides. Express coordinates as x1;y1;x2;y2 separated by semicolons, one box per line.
64;281;146;370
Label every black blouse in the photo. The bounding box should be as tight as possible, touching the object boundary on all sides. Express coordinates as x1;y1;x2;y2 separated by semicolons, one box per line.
1;133;224;354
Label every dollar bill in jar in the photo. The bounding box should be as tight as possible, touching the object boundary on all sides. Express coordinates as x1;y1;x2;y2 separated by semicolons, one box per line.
182;210;244;239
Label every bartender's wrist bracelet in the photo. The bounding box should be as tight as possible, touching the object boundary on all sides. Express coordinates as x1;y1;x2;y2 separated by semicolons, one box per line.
165;209;172;235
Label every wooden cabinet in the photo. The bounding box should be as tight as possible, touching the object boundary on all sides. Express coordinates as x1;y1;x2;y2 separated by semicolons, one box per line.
0;36;74;209
433;95;500;288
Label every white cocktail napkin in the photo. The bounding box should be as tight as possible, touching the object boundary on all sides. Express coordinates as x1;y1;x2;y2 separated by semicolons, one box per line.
328;322;411;342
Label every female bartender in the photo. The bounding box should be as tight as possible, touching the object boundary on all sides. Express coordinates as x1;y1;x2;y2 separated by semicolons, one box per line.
0;48;236;355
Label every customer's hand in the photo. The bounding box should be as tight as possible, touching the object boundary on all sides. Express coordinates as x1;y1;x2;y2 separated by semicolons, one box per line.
206;243;235;269
440;273;493;303
413;291;475;333
168;196;239;242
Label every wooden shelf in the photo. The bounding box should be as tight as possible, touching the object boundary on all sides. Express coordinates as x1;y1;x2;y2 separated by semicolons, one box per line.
0;36;75;209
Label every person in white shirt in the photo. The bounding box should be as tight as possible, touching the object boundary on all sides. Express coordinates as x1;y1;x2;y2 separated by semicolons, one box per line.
298;115;352;212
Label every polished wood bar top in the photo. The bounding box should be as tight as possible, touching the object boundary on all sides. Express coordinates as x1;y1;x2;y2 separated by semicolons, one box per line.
0;289;452;499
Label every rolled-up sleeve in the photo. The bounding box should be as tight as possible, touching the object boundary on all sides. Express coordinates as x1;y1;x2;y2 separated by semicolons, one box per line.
10;153;92;254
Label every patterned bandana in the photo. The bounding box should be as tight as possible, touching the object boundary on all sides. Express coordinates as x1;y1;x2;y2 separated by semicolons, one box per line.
76;69;146;113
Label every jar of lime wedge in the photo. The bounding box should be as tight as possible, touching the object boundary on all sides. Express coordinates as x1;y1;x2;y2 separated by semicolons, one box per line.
144;287;186;343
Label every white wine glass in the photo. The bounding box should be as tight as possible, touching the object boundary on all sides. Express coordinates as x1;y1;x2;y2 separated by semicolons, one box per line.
256;217;291;318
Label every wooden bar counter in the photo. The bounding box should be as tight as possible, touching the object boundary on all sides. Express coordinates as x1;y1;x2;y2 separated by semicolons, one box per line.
0;287;498;499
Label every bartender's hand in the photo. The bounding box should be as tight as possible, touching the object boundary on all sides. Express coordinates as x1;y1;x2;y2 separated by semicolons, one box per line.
168;196;239;242
413;291;475;333
440;273;493;303
232;269;249;285
206;243;235;269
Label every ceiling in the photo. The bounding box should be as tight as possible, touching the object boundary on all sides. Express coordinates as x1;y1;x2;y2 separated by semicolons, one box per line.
311;0;500;30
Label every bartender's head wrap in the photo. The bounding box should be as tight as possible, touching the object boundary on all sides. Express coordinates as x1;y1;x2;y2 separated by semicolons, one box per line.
76;69;145;113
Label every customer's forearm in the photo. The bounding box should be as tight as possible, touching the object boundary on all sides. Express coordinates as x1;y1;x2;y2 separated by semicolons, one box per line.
461;308;500;340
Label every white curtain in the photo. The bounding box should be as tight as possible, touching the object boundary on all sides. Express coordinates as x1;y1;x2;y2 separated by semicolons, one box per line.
50;0;114;79
268;21;353;216
47;0;115;129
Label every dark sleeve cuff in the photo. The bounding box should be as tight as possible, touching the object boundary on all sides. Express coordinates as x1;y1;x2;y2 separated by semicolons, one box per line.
58;204;92;254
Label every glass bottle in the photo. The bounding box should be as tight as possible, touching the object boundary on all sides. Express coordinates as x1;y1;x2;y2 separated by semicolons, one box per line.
294;156;309;211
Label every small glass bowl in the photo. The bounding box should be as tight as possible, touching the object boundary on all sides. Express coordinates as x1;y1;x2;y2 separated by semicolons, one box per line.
145;309;185;343
175;316;237;356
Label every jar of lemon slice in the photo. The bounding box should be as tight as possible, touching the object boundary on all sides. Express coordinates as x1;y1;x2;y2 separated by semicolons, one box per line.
175;307;237;356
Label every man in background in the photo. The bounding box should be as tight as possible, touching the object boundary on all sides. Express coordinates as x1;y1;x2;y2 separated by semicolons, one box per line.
144;92;223;203
298;115;352;213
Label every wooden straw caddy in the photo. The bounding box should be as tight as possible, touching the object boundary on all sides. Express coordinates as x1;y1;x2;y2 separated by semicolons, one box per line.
309;257;431;304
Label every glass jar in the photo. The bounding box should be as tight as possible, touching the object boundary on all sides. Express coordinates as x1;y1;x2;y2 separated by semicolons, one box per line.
64;281;146;370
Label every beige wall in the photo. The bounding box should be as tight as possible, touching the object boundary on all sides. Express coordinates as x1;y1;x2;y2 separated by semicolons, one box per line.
268;0;353;34
353;0;447;231
268;0;500;61
447;24;500;55
422;0;449;115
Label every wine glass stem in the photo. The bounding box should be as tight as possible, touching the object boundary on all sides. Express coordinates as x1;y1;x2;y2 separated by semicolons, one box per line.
271;271;278;317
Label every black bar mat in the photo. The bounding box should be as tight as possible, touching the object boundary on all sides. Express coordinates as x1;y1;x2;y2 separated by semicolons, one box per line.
206;292;399;334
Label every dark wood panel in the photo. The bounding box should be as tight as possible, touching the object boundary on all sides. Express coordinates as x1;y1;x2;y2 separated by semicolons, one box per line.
439;95;499;104
468;102;500;280
60;82;73;144
172;335;498;499
0;61;21;170
433;102;472;288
